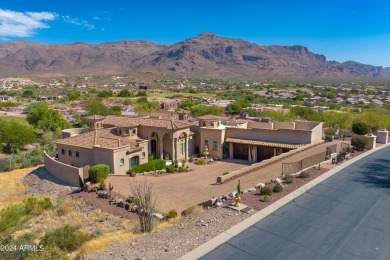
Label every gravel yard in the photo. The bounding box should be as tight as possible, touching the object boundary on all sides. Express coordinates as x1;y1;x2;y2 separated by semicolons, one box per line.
89;207;254;260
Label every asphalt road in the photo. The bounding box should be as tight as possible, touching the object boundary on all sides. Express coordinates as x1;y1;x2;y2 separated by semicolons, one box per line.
201;146;390;260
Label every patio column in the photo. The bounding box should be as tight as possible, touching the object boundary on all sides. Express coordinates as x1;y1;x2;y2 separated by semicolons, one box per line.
159;136;164;159
248;145;252;161
172;138;176;161
274;148;277;156
229;143;234;159
185;136;189;161
253;145;257;162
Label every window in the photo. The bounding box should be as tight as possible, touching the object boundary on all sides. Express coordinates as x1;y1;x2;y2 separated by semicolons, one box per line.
142;152;146;158
204;139;209;148
76;151;79;158
125;130;130;135
119;130;122;135
180;143;184;155
133;129;137;135
68;150;72;156
203;122;207;126
212;141;218;151
120;158;124;165
62;149;65;155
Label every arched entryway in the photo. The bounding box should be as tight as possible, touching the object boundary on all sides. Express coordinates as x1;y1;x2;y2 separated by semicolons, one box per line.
163;133;172;160
130;156;139;168
150;132;159;159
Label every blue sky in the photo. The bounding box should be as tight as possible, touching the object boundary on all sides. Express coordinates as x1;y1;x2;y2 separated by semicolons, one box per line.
1;0;390;66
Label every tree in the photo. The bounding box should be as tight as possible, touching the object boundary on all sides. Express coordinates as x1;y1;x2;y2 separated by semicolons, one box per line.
190;105;222;117
107;106;122;116
97;91;113;98
117;89;134;97
26;102;71;131
130;178;157;233
84;98;108;116
0;119;36;153
226;102;243;115
352;122;369;135
136;91;147;97
351;135;370;151
22;90;35;98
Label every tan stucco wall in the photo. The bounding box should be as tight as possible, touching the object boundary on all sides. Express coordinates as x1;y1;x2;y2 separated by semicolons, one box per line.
295;121;321;131
199;128;225;159
112;144;148;175
273;122;295;130
247;121;274;129
226;128;313;144
310;122;323;143
62;128;92;138
57;145;94;167
44;152;83;187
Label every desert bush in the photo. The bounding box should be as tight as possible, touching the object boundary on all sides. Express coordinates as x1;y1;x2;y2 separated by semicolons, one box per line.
166;209;178;219
23;197;53;215
88;164;110;183
197;158;206;165
0;205;29;239
351;135;370;151
273;183;284;193
260;186;273;196
127;159;166;174
178;167;186;172
352;122;369;135
181;205;205;216
299;171;310;178
262;195;270;202
223;172;229;176
99;180;106;190
284;174;294;184
166;165;175;173
40;225;91;252
25;246;69;260
2;232;36;260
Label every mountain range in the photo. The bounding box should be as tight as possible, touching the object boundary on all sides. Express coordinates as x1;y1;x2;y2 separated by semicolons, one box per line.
0;33;388;79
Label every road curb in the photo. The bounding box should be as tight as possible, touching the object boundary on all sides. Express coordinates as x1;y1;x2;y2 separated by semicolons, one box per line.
180;143;390;260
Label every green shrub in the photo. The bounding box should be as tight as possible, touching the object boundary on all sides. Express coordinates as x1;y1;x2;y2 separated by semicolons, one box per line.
166;165;175;173
197;158;206;165
88;164;110;183
273;183;284;193
40;225;91;252
127;159;166;174
299;171;310;178
284;174;294;184
0;204;29;239
352;122;369;135
178;167;186;172
351;135;370;151
262;195;270;202
166;209;178;219
99;180;106;190
223;172;229;176
260;186;273;196
2;232;36;260
25;246;69;260
23;197;53;215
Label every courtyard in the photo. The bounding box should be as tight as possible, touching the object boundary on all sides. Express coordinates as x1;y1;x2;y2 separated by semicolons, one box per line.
107;141;344;213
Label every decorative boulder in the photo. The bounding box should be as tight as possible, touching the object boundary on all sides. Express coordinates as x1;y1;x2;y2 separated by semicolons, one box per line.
255;183;265;189
116;198;124;208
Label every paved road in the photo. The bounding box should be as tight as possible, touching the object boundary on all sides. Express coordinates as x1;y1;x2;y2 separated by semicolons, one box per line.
201;146;390;260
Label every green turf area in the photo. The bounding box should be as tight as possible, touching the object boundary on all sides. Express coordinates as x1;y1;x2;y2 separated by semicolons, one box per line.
148;93;216;98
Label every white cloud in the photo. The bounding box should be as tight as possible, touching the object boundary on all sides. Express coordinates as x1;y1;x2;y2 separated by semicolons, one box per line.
62;16;95;30
0;9;57;37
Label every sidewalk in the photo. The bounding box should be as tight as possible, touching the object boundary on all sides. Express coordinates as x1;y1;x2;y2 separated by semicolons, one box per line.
108;141;345;213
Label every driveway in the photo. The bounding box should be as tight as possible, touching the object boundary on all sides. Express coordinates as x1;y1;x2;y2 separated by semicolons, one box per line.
107;141;343;213
201;145;390;259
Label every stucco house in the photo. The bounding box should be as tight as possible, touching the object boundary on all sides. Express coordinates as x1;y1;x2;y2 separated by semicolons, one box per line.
47;114;323;182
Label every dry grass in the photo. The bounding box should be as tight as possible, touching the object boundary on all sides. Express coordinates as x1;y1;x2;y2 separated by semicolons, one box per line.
154;216;181;231
76;229;142;258
0;166;38;209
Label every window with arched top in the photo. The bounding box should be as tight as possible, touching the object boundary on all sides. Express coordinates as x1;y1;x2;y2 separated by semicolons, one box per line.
212;140;218;151
204;139;209;148
142;152;146;158
120;158;124;165
76;151;79;158
133;129;137;135
62;149;65;155
125;130;130;135
68;150;72;156
203;122;207;126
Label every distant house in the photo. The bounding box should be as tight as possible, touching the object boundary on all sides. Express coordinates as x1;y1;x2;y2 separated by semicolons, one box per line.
0;95;13;102
139;86;149;91
37;94;68;101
